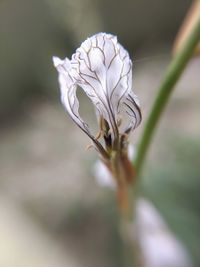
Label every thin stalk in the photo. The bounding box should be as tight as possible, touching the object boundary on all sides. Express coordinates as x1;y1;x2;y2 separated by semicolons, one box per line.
134;18;200;176
111;151;143;266
119;190;144;267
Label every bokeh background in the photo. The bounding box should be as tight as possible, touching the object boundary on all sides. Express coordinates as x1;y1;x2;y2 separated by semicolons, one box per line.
0;0;200;266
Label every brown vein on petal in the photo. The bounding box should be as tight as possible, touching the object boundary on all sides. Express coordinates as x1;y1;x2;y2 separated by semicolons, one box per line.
92;46;106;66
123;102;138;129
67;87;108;158
109;61;132;106
107;52;118;70
109;62;124;101
126;94;142;126
76;72;113;125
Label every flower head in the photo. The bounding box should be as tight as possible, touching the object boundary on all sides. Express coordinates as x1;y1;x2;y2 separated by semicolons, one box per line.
53;33;141;160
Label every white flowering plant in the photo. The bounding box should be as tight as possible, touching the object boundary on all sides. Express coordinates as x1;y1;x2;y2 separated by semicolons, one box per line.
53;15;200;266
53;33;142;215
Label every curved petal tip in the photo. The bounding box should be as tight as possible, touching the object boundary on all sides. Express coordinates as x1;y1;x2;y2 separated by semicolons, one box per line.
52;56;63;67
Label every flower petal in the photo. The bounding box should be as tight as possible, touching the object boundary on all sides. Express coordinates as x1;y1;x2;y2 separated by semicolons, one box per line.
53;56;91;136
69;33;139;137
53;56;109;158
122;91;142;132
53;33;142;153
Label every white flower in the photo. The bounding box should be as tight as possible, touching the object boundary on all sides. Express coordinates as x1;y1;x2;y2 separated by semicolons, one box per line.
53;33;141;158
136;199;192;267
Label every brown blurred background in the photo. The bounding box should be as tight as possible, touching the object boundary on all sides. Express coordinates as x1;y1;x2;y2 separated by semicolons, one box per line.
0;0;200;267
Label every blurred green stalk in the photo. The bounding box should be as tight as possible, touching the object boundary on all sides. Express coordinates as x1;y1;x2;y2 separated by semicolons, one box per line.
134;17;200;177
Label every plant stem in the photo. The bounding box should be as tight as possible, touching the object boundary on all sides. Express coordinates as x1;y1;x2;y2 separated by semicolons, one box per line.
119;194;144;267
134;17;200;176
112;152;143;266
119;17;200;266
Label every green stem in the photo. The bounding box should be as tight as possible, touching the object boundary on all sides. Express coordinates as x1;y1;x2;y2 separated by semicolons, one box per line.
134;18;200;176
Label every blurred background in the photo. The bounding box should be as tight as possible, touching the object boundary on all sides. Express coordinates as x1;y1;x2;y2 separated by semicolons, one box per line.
0;0;200;266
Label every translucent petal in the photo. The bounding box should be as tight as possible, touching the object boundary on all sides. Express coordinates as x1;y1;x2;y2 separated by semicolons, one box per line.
122;91;142;131
53;57;91;136
53;32;142;144
53;56;109;158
